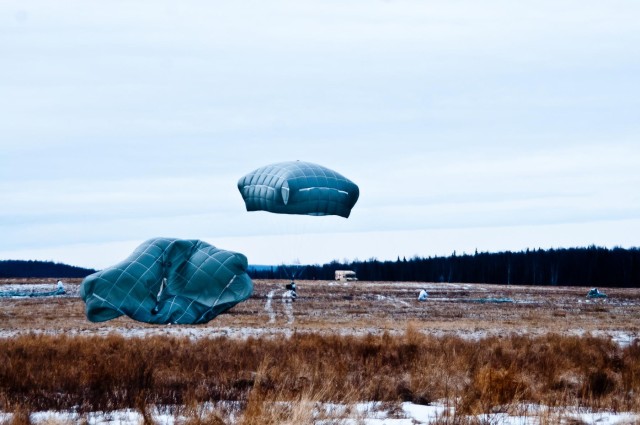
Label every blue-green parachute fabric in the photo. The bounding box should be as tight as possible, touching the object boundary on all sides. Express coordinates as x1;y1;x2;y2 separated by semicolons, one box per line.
80;238;253;324
237;161;360;218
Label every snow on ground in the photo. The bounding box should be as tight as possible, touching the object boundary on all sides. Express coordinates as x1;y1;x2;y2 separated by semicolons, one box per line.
0;282;80;297
0;325;388;340
2;281;640;423
281;290;295;324
0;285;74;297
1;402;638;424
1;279;638;347
376;293;411;307
2;325;637;349
265;289;276;323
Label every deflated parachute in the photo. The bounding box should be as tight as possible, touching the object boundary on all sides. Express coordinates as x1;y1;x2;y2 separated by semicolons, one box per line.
80;238;253;324
237;161;359;218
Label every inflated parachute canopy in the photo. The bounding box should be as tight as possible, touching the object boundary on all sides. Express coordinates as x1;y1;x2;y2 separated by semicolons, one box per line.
80;238;253;324
238;161;360;218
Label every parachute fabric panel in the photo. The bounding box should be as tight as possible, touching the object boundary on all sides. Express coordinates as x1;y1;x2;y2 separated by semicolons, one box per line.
79;238;253;324
237;161;359;218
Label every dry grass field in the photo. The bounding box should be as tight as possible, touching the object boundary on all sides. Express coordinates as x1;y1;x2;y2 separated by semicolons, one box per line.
1;278;639;342
1;278;639;424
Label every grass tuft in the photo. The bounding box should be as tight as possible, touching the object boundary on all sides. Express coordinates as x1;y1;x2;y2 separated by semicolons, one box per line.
1;332;639;418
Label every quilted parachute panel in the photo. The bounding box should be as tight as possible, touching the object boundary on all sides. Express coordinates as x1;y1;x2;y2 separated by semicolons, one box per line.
237;161;360;218
79;238;253;324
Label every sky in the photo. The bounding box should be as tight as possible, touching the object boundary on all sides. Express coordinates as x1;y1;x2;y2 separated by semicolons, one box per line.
1;0;639;270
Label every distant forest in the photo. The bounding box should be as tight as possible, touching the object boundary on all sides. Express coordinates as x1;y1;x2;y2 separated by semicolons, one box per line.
2;246;639;287
250;246;640;288
0;260;97;278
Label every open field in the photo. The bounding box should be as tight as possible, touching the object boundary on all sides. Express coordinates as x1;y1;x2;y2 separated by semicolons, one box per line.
1;278;639;343
1;278;639;424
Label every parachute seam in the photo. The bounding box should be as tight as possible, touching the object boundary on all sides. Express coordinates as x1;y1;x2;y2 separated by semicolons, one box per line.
243;184;277;191
91;293;127;317
298;187;350;195
194;274;238;323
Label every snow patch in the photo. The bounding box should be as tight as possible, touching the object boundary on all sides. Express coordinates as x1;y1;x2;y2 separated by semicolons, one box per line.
282;290;295;324
265;290;276;324
2;403;638;425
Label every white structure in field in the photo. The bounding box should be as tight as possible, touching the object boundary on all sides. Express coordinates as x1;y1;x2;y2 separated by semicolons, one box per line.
335;270;357;281
418;289;428;301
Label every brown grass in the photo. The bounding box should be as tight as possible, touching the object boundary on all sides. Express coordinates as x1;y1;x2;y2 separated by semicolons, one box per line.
0;329;638;419
2;279;640;422
3;279;640;339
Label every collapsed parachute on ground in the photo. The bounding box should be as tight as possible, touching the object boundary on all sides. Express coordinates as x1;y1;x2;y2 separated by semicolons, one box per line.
80;238;253;324
0;281;65;298
587;288;607;299
237;161;360;218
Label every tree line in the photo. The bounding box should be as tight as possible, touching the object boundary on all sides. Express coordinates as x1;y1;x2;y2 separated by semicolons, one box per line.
3;246;639;287
0;260;97;278
249;246;640;288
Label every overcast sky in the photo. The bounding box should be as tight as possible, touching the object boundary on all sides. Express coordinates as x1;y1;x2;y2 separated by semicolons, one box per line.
2;0;639;269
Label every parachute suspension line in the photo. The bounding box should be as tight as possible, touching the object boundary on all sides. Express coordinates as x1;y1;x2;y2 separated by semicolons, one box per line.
282;264;292;280
281;263;304;283
290;264;304;280
282;213;309;283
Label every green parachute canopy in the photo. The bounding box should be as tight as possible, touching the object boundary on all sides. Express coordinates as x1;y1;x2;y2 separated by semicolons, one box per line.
237;161;360;218
80;238;253;324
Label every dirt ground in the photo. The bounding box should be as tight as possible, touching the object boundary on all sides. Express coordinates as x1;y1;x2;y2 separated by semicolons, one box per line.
1;278;639;343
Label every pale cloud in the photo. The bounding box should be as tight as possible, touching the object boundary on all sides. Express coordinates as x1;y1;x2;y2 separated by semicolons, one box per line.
1;0;639;268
